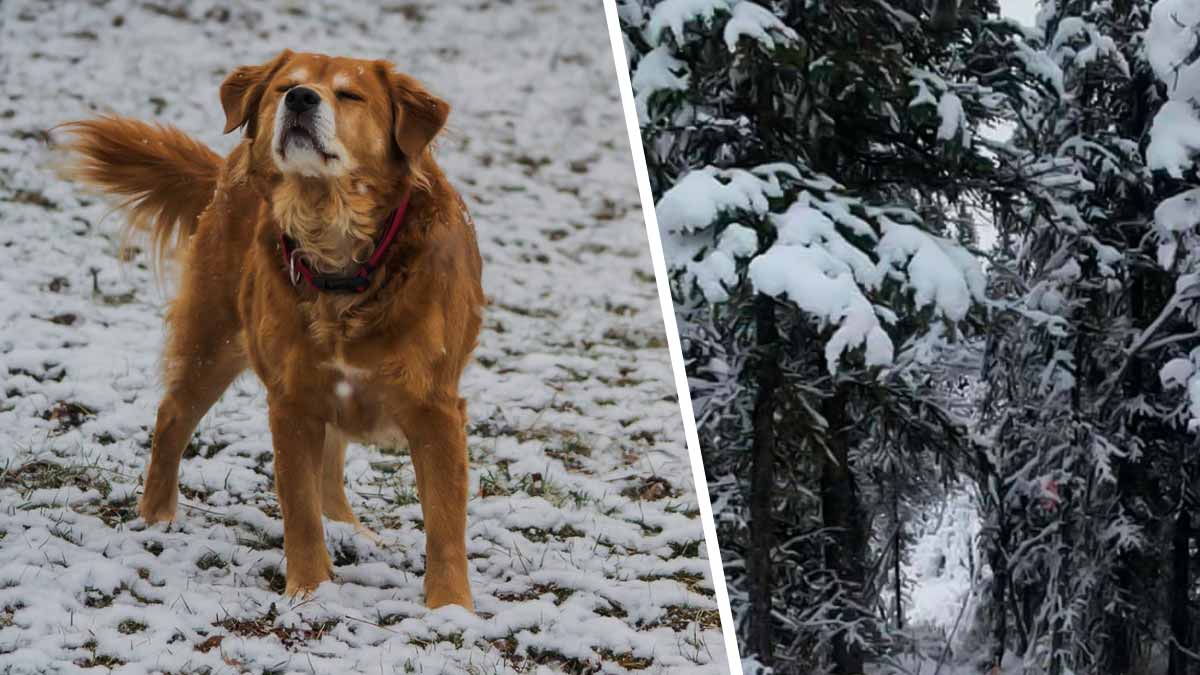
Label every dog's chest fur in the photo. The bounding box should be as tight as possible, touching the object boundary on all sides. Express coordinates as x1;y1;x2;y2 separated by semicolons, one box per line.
322;356;409;450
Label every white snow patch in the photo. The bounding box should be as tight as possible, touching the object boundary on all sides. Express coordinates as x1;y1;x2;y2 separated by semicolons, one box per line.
646;0;733;45
1153;187;1200;268
1147;1;1200;178
1147;101;1200;178
749;243;894;372
936;91;969;145
722;1;797;52
655;167;771;233
876;220;985;322
631;46;689;120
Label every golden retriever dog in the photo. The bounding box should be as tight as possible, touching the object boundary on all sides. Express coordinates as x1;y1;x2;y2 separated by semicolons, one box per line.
60;50;483;609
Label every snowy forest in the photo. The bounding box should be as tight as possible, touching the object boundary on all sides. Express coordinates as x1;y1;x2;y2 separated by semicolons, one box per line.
620;0;1200;673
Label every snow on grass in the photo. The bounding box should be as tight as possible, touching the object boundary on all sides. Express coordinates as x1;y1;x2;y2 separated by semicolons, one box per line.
0;1;724;672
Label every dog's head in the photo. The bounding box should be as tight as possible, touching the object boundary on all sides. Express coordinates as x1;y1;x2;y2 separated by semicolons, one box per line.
220;50;449;183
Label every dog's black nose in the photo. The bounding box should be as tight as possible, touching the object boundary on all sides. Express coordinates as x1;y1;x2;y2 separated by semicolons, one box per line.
285;87;320;113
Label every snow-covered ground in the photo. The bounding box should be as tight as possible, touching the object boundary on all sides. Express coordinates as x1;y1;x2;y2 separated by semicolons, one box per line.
0;1;724;672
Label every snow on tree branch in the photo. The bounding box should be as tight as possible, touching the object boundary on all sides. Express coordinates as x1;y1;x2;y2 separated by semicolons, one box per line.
656;164;985;373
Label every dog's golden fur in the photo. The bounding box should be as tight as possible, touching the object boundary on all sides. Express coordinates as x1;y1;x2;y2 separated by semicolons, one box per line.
61;50;484;608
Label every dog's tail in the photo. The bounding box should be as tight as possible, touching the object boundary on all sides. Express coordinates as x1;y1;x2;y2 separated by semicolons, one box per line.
59;116;222;269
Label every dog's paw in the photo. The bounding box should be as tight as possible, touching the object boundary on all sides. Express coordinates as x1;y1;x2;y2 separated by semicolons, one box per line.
424;580;474;612
283;558;333;599
137;498;177;525
425;591;474;612
284;574;330;599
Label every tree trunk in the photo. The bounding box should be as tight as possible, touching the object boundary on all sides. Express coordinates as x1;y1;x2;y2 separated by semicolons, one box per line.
747;293;781;664
930;0;959;32
892;462;903;631
988;540;1008;667
1170;508;1192;675
894;516;903;630
989;495;1009;670
823;387;866;674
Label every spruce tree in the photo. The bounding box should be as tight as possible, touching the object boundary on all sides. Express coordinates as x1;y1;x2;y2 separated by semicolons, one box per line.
621;1;1051;671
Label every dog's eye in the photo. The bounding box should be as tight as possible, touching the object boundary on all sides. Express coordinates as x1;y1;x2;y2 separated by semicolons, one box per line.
336;90;365;102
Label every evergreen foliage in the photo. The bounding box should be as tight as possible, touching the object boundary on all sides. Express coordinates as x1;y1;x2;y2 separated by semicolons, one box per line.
620;0;1200;672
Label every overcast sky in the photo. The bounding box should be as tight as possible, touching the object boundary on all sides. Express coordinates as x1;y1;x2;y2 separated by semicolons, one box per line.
1001;0;1038;25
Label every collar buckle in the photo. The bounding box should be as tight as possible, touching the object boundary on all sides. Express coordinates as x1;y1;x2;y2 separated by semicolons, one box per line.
288;249;302;286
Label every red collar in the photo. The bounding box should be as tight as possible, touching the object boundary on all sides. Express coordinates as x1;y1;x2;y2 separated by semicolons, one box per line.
280;195;410;294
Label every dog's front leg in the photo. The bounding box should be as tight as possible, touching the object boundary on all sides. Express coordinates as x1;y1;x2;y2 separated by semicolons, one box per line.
399;398;473;610
268;401;333;597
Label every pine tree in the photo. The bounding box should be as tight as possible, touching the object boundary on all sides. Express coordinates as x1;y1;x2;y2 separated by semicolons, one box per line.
975;0;1200;672
620;1;1050;671
621;0;1200;671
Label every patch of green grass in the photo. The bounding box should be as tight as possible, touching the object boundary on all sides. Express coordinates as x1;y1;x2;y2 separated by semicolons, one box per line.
215;603;338;650
478;462;514;498
118;619;147;634
639;571;707;594
621;476;674;502
196;551;227;571
129;585;163;606
82;586;115;608
0;603;22;629
76;639;124;669
655;605;721;631
669;539;702;558
391;482;419;506
663;502;701;518
522;646;609;674
545;436;592;471
91;491;138;527
630;430;658;444
515;524;586;543
258;565;286;594
598;649;654;670
179;484;210;502
410;631;466;650
496;583;576;606
0;458;111;498
602;326;665;351
183;439;229;460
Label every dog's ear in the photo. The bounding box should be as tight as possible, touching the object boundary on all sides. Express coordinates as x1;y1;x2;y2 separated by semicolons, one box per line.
220;50;293;136
378;63;450;161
